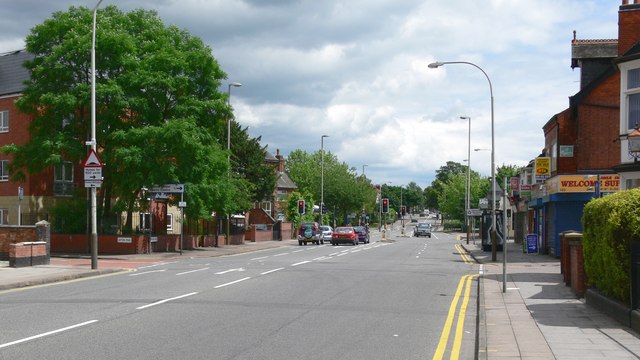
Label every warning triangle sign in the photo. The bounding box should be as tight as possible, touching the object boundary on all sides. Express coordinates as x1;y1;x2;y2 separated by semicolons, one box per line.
83;149;103;168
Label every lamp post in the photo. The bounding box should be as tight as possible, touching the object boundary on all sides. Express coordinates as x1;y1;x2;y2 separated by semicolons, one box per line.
89;0;104;270
400;185;405;234
362;164;368;176
429;61;497;261
226;82;242;245
320;135;329;225
461;116;471;245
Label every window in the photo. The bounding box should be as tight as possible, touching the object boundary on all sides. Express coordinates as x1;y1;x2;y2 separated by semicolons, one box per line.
261;201;272;213
54;161;74;196
0;209;8;224
0;160;8;181
0;111;8;132
166;213;173;231
626;68;640;129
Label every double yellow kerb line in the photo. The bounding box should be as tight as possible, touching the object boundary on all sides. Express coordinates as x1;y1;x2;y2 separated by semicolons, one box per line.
432;245;478;360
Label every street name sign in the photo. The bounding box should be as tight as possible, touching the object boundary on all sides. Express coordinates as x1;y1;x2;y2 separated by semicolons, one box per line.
150;183;184;193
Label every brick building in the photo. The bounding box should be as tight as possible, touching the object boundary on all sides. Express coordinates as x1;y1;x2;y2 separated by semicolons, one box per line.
526;1;640;256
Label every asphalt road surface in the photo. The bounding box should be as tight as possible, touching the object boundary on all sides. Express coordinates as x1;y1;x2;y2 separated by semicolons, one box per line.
0;220;478;360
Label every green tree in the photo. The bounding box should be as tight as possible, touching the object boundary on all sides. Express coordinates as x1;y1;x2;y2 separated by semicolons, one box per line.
230;121;276;203
286;149;375;225
3;6;245;230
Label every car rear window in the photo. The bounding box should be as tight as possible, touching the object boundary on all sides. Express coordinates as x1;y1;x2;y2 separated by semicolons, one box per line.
335;227;352;233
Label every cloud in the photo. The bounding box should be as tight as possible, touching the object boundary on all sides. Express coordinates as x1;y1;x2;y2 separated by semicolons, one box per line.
0;0;621;188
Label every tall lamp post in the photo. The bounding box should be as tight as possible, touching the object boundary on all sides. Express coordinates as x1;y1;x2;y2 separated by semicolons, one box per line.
226;82;242;245
429;61;497;261
362;164;368;177
460;116;471;245
320;135;329;226
89;0;104;270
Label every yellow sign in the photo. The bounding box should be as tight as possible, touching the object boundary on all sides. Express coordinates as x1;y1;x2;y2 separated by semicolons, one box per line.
547;175;620;193
535;157;551;179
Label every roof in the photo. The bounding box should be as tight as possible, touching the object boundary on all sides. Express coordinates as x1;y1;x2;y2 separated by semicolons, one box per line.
0;50;33;96
571;31;618;69
264;150;278;163
276;171;297;190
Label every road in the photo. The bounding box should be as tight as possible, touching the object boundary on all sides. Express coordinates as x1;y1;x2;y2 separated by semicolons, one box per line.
0;219;478;359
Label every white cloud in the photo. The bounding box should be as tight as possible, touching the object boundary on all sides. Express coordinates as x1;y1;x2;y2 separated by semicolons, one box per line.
0;0;621;188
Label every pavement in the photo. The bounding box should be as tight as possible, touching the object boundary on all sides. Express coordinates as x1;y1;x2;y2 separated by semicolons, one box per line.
3;232;640;359
463;238;640;360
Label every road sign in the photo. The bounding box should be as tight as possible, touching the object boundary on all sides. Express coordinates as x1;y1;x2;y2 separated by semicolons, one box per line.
83;149;103;168
84;180;102;188
150;183;184;193
466;208;483;217
84;167;102;181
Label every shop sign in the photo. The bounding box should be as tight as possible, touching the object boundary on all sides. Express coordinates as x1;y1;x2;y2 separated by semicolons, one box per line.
546;175;620;194
535;157;551;181
559;145;574;157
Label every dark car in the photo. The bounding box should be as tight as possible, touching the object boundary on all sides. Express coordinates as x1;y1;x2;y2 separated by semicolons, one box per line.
353;226;370;244
413;223;432;237
331;226;359;246
298;222;323;245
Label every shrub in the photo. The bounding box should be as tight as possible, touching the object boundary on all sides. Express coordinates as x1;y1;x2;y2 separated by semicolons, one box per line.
582;188;640;305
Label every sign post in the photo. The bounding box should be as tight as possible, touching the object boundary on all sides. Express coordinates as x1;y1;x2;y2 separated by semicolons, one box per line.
82;148;103;269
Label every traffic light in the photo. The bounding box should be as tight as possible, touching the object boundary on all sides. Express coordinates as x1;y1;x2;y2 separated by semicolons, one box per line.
401;206;406;215
382;198;389;213
298;200;306;214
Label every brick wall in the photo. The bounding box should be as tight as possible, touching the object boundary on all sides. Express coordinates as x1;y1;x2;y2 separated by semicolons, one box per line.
0;226;38;260
575;75;621;171
9;242;47;267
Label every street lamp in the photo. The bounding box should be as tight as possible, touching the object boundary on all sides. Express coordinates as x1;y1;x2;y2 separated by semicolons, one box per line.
320;135;329;226
429;60;497;261
362;164;368;176
226;82;242;245
460;116;471;245
89;0;104;270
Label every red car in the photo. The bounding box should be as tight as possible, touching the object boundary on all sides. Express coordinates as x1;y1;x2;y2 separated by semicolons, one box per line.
331;226;359;246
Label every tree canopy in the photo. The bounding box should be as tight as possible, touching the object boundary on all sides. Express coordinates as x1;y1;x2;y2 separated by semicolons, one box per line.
2;5;261;229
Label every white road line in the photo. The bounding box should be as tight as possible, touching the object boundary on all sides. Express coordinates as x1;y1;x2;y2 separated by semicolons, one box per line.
337;253;348;257
136;292;198;310
329;252;341;256
138;261;177;269
250;256;268;261
291;260;311;266
215;277;251;288
176;267;210;276
292;249;305;253
274;253;289;257
129;269;167;276
261;268;284;275
0;320;98;349
313;256;331;261
215;268;245;275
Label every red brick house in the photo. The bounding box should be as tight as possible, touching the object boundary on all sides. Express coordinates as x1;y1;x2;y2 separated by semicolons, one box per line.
528;1;640;256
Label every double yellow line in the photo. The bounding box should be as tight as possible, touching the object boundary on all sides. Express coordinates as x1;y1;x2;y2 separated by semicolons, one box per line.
432;272;478;359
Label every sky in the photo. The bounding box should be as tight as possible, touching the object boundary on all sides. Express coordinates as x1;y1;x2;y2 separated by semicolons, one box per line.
0;0;621;189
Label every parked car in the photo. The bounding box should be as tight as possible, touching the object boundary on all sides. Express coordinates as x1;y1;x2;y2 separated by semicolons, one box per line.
353;226;370;243
413;223;432;237
331;226;359;246
320;225;333;242
298;222;323;245
410;217;418;223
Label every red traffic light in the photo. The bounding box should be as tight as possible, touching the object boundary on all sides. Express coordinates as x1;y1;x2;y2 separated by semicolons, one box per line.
298;200;306;214
382;198;389;213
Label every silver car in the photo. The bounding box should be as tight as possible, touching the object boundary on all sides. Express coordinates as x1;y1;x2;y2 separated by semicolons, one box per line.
320;225;333;242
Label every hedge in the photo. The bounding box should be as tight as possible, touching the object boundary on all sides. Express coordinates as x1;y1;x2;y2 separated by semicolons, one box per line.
582;188;640;305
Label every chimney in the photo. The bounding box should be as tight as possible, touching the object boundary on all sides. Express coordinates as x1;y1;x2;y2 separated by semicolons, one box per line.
276;149;284;172
619;0;640;56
